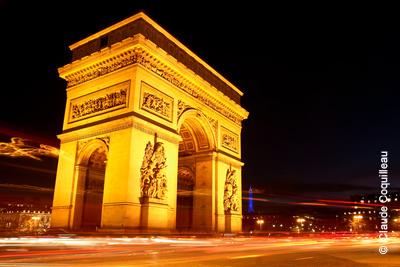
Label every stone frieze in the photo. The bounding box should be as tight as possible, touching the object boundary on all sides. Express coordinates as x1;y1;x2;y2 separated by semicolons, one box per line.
69;81;130;123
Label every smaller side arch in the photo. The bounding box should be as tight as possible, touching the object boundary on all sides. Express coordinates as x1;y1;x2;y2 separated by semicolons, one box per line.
72;138;108;230
177;109;217;152
77;138;109;166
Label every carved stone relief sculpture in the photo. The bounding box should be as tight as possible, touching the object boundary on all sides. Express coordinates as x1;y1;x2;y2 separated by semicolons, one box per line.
78;136;110;155
141;82;173;121
142;92;171;118
71;89;127;120
140;141;168;200
177;100;190;117
224;166;239;212
68;81;130;123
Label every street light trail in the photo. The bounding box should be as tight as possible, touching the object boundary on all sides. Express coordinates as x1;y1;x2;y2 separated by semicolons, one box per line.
0;236;399;266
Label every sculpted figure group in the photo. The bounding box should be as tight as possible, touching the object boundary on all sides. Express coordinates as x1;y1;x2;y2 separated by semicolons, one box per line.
140;141;168;200
224;166;239;212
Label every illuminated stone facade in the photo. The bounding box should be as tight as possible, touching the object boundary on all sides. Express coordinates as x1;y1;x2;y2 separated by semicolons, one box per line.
52;12;248;233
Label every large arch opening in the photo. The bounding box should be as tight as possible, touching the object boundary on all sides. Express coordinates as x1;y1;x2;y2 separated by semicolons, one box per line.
176;166;195;231
176;111;215;232
75;139;108;230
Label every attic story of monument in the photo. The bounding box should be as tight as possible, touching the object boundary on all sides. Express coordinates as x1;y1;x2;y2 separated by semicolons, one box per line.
52;12;249;233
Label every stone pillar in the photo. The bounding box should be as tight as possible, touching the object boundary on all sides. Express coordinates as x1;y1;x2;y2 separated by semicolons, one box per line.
193;154;215;232
220;161;243;233
70;165;87;229
100;127;178;233
225;210;242;233
101;128;141;230
51;141;78;229
140;197;170;233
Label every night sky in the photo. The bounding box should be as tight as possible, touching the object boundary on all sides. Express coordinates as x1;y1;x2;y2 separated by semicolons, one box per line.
1;2;400;209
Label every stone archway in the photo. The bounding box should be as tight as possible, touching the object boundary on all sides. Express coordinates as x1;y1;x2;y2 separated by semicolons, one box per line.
177;111;216;232
52;12;249;233
73;139;108;230
176;166;195;231
177;109;216;152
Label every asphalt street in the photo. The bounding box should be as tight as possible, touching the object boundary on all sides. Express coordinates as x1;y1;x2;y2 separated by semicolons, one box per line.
0;236;399;266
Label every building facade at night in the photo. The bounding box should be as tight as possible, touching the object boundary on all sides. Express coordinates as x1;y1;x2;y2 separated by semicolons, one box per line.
242;212;342;233
340;191;400;232
52;12;248;233
0;202;51;233
241;190;400;233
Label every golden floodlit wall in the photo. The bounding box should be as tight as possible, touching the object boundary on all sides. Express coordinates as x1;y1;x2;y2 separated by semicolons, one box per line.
52;12;248;233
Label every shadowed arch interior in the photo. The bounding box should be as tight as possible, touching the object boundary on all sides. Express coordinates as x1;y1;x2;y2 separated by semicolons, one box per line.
178;111;215;155
76;139;108;230
176;113;215;232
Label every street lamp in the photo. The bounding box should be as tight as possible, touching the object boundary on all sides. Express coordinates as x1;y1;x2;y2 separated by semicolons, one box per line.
257;220;264;231
29;216;41;232
296;218;305;233
353;215;363;231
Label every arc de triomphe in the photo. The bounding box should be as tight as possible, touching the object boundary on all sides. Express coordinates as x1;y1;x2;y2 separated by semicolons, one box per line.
52;12;249;233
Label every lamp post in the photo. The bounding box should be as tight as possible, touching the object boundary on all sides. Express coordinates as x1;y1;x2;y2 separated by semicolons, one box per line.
353;215;363;231
257;219;264;231
297;218;305;233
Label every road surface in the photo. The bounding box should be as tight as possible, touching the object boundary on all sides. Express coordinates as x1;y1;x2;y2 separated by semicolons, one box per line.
0;235;399;266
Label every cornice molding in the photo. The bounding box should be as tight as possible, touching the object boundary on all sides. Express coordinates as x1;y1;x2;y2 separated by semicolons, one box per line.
67;12;243;103
60;46;248;126
58;115;181;146
216;152;244;168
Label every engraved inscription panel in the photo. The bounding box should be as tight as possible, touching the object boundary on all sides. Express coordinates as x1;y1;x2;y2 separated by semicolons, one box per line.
221;126;238;153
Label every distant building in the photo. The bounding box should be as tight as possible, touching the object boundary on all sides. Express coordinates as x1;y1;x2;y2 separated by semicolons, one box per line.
350;191;399;205
242;198;348;233
242;213;293;232
242;212;341;233
242;190;400;234
0;202;51;234
339;191;400;232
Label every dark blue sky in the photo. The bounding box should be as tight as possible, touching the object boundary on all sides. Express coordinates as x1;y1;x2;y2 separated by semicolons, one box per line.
1;2;399;202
